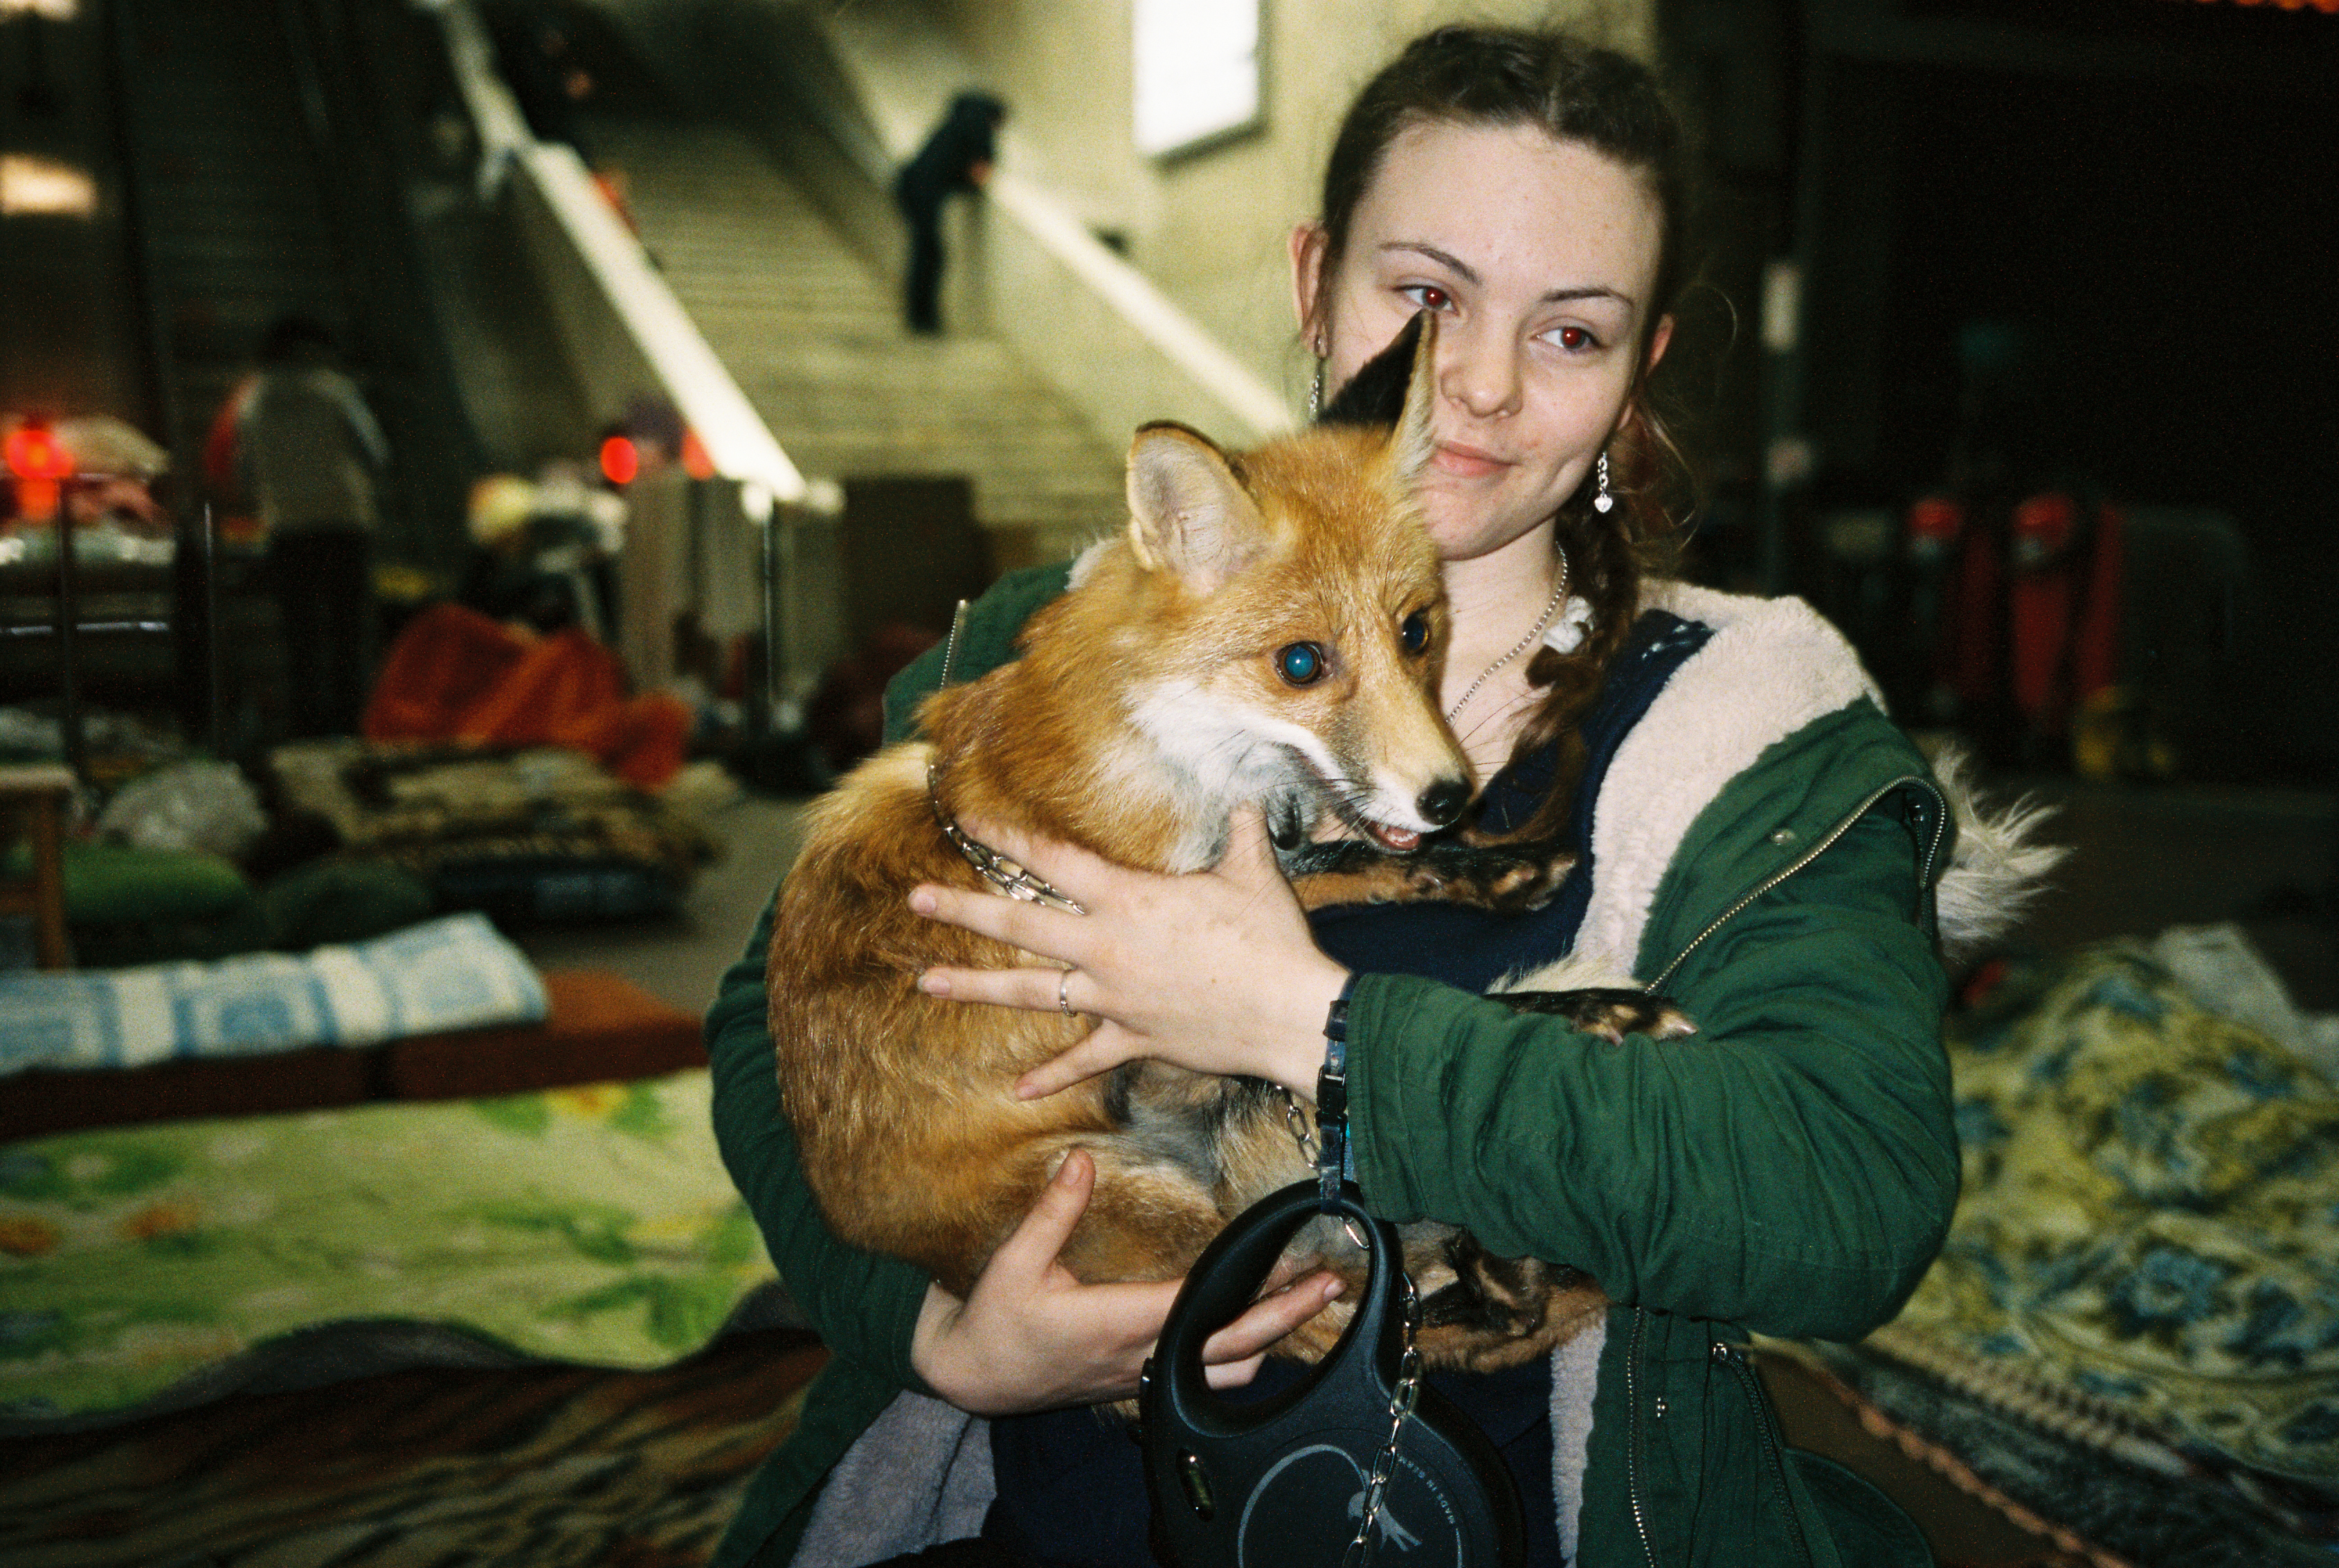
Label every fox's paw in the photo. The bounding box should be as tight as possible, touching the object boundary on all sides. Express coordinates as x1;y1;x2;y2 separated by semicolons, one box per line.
1400;836;1577;912
1497;987;1698;1043
1414;1234;1607;1373
1283;835;1575;913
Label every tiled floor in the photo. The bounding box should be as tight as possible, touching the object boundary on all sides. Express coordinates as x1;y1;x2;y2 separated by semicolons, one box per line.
507;790;809;1016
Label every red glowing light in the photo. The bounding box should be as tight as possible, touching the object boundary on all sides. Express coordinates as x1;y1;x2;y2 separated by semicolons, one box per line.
1906;496;1962;543
599;435;639;486
4;425;74;481
14;479;61;522
681;429;714;481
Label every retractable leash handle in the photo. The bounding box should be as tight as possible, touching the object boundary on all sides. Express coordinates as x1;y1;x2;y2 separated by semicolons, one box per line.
1139;1181;1524;1568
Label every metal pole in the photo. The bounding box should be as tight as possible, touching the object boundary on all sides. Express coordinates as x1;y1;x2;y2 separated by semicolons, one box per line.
55;483;84;780
174;501;219;753
757;501;779;741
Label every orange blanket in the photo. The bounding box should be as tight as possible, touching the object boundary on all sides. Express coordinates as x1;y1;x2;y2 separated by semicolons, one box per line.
364;603;690;790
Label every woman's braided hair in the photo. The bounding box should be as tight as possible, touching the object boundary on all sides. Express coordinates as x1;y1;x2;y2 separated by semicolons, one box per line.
1313;25;1699;840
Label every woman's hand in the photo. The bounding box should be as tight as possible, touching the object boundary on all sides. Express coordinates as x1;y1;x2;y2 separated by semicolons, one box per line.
911;1149;1342;1414
910;808;1348;1099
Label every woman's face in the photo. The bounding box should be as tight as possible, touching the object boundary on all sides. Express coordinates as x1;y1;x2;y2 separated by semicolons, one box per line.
1294;120;1672;564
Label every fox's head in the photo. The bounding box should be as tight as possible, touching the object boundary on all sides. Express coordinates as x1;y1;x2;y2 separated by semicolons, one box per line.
989;312;1473;872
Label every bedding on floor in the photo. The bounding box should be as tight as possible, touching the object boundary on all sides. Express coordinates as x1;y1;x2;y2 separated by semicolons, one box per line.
0;1067;783;1430
0;1327;829;1568
1781;935;2339;1565
0;913;546;1076
269;739;717;924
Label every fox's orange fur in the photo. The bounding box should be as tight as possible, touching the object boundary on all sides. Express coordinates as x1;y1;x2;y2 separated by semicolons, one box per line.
770;320;1616;1368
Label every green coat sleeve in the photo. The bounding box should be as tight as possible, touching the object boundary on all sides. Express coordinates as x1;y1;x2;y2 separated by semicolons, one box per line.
1346;778;1955;1343
705;901;932;1382
703;563;1076;1379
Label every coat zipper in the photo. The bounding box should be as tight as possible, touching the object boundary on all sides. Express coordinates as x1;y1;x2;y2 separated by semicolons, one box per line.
1625;1308;1661;1568
1644;774;1946;995
1622;775;1946;1561
1713;1341;1816;1566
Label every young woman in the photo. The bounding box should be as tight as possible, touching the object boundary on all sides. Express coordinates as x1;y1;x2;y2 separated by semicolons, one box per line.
707;26;2048;1568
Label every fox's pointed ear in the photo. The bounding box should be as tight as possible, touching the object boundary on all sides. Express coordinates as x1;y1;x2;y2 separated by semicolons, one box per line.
1387;309;1439;485
1126;423;1265;595
1318;309;1429;430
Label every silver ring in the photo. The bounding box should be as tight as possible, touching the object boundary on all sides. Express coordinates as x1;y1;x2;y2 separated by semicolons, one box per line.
1058;968;1076;1018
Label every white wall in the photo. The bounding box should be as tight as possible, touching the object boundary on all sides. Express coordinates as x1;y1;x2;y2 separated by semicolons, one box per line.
929;0;1658;408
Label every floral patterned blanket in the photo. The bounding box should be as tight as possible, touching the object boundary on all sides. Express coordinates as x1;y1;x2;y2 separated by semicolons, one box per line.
0;1070;781;1427
1841;939;2339;1493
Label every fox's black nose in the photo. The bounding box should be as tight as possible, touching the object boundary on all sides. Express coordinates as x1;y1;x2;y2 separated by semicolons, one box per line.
1418;777;1470;829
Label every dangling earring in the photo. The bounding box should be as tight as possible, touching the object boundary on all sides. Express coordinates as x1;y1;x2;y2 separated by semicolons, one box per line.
1592;450;1615;514
1308;357;1325;422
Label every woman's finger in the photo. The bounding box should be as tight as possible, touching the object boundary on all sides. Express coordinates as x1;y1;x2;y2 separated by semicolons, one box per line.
985;1146;1096;1279
1014;1022;1144;1099
1200;1271;1343;1370
1218;805;1285;887
919;962;1085;1013
1202;1353;1269;1390
909;881;1083;961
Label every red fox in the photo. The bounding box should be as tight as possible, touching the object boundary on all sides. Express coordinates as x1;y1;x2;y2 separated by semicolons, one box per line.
768;316;1678;1370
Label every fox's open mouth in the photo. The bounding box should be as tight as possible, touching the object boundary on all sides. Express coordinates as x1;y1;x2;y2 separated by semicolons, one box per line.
1330;789;1429;854
1270;752;1435;856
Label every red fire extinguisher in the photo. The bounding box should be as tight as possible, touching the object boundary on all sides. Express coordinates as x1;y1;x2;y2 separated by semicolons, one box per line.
1915;486;2123;763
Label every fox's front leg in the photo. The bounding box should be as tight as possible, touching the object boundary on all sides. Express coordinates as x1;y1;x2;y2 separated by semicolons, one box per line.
1496;987;1697;1042
1280;831;1578;914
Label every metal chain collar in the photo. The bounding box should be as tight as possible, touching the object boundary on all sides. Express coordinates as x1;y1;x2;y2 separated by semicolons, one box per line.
924;600;1089;914
1279;1084;1319;1165
927;761;1087;915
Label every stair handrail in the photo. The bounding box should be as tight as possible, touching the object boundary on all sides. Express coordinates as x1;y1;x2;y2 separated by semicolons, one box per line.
672;0;1294;447
419;0;809;512
982;173;1290;440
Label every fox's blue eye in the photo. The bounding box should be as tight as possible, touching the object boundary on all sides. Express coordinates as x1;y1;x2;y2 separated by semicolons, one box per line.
1400;612;1430;655
1275;642;1325;686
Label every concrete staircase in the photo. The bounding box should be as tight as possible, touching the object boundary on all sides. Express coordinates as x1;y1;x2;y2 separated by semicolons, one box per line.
584;115;1126;566
125;0;350;474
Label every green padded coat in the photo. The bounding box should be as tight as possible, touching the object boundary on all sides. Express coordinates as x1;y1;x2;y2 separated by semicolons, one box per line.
705;564;2038;1567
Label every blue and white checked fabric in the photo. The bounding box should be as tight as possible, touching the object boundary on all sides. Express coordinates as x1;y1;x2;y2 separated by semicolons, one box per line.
0;914;548;1076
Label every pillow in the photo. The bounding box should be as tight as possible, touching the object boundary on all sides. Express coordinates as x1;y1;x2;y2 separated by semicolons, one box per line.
4;840;251;926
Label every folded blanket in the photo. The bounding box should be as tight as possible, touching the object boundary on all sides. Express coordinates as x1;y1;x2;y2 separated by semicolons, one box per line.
0;913;546;1076
0;1067;780;1425
266;738;716;923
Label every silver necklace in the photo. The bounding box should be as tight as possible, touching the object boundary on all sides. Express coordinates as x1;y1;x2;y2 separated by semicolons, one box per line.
1445;546;1570;723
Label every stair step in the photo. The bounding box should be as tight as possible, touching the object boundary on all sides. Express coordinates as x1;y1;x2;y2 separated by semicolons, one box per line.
588;113;1125;548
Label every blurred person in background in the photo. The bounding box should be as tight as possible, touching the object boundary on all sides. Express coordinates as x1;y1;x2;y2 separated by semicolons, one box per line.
894;92;1006;336
213;315;388;739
